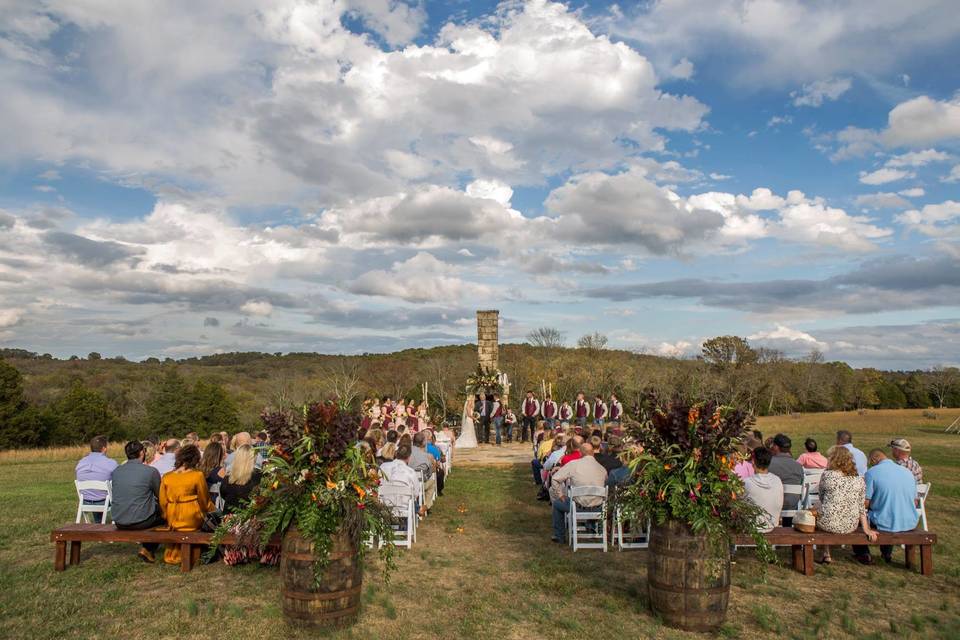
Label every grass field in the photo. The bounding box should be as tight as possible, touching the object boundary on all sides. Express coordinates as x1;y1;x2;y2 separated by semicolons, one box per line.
2;408;960;639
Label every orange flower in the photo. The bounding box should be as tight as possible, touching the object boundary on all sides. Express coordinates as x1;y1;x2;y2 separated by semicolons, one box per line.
695;482;702;492
688;408;700;424
353;483;366;501
310;492;318;502
663;463;672;471
271;480;279;490
325;480;337;490
730;491;737;500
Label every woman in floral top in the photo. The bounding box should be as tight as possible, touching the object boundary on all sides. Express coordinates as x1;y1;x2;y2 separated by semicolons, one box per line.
815;446;878;563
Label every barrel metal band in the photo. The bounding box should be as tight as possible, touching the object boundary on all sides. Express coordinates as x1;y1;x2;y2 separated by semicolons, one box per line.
284;550;356;562
648;578;729;595
282;584;363;601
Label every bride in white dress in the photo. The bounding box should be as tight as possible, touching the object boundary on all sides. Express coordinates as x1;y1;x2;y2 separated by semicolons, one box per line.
456;395;478;449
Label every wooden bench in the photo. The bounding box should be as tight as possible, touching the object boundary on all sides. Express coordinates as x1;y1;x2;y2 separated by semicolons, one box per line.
50;523;279;573
734;527;937;576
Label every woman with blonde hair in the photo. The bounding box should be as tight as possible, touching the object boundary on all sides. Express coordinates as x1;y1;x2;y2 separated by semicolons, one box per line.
220;444;260;515
815;445;878;564
379;442;397;462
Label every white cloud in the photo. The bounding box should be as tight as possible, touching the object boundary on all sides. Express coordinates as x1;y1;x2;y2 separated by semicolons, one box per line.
749;324;828;351
791;77;851;107
882;96;960;147
0;309;23;328
884;149;951;168
896;200;960;237
241;301;274;317
655;340;694;358
349;252;494;303
767;115;792;128
601;1;960;85
859;168;914;185
942;165;960;183
669;57;694;79
709;173;731;181
854;193;911;210
899;187;925;197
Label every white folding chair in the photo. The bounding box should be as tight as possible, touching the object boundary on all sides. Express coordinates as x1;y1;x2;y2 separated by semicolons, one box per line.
780;484;803;525
416;469;427;508
378;481;417;548
615;506;650;550
75;480;113;524
209;481;224;512
801;469;824;509
436;441;452;476
567;485;608;552
916;483;931;531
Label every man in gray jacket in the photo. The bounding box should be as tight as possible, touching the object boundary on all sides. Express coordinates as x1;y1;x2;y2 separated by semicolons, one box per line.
768;434;804;526
111;440;165;563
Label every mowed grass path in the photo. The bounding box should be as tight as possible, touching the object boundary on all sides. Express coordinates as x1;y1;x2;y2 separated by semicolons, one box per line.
1;408;959;640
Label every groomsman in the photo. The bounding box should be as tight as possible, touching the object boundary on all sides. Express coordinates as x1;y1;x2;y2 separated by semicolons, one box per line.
593;394;608;430
491;393;505;446
573;392;590;429
504;407;517;442
521;391;540;443
558;400;573;425
608;393;623;428
542;395;559;430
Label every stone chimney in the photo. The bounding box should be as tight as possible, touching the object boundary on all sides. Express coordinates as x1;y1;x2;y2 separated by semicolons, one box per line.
476;310;499;372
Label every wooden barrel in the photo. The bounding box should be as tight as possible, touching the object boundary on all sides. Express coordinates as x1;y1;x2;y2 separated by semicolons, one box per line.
280;524;362;628
647;519;730;632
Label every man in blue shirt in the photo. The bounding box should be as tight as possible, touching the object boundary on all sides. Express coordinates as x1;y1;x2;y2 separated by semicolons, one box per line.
836;430;868;476
75;435;118;522
853;448;918;564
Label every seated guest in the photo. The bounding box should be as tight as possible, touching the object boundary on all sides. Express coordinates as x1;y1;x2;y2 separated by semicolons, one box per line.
208;433;223;446
111;440;165;562
159;444;214;565
425;431;445;497
593;436;623;473
549;443;608;543
542;437;567;473
253;430;270;457
560;435;585;466
150;439;179;476
815;446;878;564
768;434;804;525
854;449;919;565
380;444;424;515
75;435;118;521
225;432;254;472
379;442;397;462
889;438;922;484
220;445;261;514
409;432;438;511
797;438;828;469
198;442;226;502
142;441;157;468
743;447;783;533
837;430;868;476
733;437;760;480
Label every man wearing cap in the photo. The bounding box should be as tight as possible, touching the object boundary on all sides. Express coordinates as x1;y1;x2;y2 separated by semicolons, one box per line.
768;434;804;525
890;438;923;484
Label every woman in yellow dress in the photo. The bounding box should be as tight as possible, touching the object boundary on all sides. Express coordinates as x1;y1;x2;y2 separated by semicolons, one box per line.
159;444;214;565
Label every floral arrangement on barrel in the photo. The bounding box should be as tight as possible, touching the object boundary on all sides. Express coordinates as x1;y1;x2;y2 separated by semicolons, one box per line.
619;396;773;560
209;401;396;583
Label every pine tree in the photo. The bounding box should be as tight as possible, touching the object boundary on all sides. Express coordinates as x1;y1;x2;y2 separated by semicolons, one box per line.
48;382;124;444
0;359;48;448
146;368;194;436
191;379;241;435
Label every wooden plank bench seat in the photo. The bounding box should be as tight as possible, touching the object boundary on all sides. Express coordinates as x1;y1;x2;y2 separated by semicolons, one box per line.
50;523;280;573
733;527;937;576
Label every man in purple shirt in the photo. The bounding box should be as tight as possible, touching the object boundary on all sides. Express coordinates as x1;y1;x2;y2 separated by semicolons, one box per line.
75;435;118;520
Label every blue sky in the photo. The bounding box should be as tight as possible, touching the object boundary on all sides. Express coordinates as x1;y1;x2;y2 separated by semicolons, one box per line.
0;0;959;368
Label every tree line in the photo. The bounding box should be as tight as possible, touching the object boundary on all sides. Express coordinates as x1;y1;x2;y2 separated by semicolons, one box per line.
0;336;957;449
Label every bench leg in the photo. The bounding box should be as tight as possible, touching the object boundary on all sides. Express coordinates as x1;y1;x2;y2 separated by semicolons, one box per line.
920;545;932;576
180;543;193;572
191;545;201;568
55;541;67;571
69;541;82;566
904;544;916;571
792;545;804;573
803;544;814;576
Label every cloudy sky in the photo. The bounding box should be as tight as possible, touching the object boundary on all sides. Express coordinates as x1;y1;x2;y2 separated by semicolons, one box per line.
1;0;959;368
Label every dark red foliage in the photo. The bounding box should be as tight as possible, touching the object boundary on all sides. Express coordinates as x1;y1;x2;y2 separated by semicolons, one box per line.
260;408;300;450
304;401;357;460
